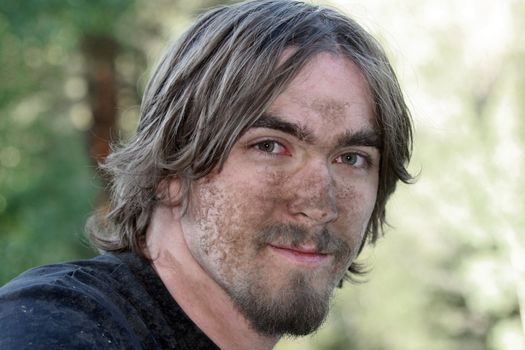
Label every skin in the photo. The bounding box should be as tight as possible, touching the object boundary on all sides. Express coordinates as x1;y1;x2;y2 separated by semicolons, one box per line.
146;52;380;350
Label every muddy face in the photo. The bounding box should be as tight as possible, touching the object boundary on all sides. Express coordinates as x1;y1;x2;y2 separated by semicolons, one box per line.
179;52;380;336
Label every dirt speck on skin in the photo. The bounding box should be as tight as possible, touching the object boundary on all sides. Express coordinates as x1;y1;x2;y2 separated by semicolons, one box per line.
311;99;350;124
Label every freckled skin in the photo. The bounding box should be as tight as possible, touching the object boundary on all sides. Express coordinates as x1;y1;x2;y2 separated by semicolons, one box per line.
178;52;380;335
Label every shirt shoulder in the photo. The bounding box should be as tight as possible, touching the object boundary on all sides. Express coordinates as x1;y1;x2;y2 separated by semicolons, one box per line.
0;255;143;350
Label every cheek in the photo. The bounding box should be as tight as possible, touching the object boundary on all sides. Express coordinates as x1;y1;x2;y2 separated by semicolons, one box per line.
187;173;289;282
336;182;377;209
335;169;378;212
335;184;377;242
245;167;291;215
183;181;249;282
188;172;280;250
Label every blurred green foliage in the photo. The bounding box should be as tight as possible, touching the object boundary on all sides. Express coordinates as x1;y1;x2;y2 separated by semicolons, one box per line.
0;0;523;349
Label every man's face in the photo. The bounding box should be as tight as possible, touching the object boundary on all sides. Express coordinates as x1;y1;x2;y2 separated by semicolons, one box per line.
179;52;380;336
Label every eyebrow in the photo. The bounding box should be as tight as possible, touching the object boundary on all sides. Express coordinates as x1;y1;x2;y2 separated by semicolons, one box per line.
251;114;313;142
251;113;382;149
335;129;382;150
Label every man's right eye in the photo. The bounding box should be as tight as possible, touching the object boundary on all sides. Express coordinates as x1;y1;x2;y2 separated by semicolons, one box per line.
253;140;290;156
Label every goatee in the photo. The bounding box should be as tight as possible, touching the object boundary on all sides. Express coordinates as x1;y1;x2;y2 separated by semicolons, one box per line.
225;223;351;336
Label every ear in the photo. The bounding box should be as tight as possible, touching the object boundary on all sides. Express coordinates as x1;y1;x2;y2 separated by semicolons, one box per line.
156;177;183;205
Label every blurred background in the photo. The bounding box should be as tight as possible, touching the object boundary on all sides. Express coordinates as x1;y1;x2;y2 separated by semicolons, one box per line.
0;0;523;349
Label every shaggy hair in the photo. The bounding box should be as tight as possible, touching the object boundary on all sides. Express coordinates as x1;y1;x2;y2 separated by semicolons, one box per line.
86;0;413;279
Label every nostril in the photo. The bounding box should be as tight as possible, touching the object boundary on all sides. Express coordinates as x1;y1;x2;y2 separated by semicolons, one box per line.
295;201;338;225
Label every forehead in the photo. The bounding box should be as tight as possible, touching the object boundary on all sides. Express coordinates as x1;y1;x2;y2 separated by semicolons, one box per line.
267;52;375;137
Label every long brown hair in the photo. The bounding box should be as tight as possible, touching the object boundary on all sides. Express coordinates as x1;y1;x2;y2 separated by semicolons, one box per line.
86;0;413;278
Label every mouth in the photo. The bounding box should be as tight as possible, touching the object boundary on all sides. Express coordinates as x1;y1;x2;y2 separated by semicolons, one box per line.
268;244;331;268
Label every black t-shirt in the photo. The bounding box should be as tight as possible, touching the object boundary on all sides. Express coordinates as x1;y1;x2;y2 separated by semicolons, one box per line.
0;252;219;349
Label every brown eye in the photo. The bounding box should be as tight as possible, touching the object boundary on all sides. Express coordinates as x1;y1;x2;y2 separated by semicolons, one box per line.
256;141;277;153
252;140;290;156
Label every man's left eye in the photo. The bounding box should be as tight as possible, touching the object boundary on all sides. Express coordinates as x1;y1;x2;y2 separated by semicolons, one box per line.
334;153;368;168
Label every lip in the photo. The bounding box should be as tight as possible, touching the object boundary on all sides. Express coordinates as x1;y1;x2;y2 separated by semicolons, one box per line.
269;244;330;267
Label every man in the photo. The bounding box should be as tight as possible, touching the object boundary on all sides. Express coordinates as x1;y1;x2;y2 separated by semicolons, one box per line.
0;0;413;349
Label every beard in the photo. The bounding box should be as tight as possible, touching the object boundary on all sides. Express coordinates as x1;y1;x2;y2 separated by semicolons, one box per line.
220;223;352;336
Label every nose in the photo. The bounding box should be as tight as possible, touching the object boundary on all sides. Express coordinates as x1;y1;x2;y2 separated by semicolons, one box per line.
288;158;338;225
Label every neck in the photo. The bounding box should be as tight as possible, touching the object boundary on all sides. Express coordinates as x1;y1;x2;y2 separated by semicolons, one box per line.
145;205;279;350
